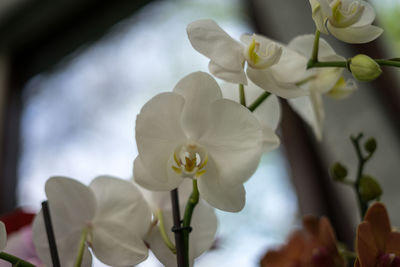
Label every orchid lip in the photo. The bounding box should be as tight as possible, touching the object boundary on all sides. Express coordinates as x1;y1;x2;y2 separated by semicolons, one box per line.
329;0;364;28
171;142;208;178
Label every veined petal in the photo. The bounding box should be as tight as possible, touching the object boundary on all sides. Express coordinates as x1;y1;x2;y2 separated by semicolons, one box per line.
198;155;246;212
364;202;391;251
260;126;280;153
90;176;151;266
134;157;182;192
146;201;217;267
0;222;6;251
173;72;222;140
199;99;263;186
45;177;96;228
32;211;92;267
187;19;245;72
327;23;383;43
356;222;380;267
209;60;247;85
247;68;308;99
352;1;376;27
136;92;186;182
288;92;324;141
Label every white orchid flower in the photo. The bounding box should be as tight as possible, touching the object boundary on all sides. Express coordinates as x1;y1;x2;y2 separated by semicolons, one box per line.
0;222;6;252
32;176;152;267
134;71;264;212
220;80;281;152
140;180;217;267
187;19;308;98
310;0;383;43
287;35;357;140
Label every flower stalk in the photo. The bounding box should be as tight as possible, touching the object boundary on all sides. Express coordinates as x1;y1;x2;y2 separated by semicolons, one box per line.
239;84;246;107
157;209;176;254
74;228;88;267
0;252;36;267
248;92;271;112
182;179;200;267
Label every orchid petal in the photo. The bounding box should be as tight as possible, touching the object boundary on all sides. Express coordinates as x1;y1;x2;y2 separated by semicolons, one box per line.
199;98;263;186
136;92;186;182
32;211;92;267
247;68;308;99
90;176;151;266
208;60;247;84
352;2;376;27
356;222;380;267
0;222;6;251
45;177;96;228
386;232;400;255
364;202;391;251
173;72;222;140
134;157;182;191
288;92;324;141
187;19;245;72
198;155;246;212
327;23;383;43
310;0;329;34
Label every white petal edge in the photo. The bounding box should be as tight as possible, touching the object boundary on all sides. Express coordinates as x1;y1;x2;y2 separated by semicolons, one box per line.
45;176;96;228
327;23;383;44
187;19;245;72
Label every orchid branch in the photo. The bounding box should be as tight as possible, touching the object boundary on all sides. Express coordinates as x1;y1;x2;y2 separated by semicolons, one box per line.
0;253;35;267
74;228;88;267
239;84;246;107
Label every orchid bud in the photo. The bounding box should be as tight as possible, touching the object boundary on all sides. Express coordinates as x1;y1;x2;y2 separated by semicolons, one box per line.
364;138;377;154
359;175;382;202
349;54;382;82
331;162;348;182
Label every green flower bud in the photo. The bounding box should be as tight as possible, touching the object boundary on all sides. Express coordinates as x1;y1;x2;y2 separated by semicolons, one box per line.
364;138;377;154
331;162;348;181
349;54;382;82
359;175;382;202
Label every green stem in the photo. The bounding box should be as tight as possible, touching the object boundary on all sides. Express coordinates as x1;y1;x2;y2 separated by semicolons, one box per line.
157;209;176;254
311;30;320;63
374;59;400;67
350;133;369;218
74;228;88;267
0;252;35;267
182;179;200;266
239;84;246;107
248;92;271;112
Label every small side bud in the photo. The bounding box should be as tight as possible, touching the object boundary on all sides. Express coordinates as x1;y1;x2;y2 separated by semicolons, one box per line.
359;175;382;202
349;54;382;82
331;162;348;181
364;138;377;154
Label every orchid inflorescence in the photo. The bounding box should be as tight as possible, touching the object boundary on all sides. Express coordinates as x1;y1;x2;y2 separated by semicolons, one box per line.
0;0;400;266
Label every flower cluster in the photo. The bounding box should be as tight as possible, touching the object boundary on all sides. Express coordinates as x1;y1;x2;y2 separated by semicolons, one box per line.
3;1;396;266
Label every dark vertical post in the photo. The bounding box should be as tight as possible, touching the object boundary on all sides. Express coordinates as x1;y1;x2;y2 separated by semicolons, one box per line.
170;189;185;267
41;201;61;267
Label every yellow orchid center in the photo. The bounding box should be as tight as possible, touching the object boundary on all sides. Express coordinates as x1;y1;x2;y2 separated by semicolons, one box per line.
330;0;364;28
171;143;208;178
245;35;282;69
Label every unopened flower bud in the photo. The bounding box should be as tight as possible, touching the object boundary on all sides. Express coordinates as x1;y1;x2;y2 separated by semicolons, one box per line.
364;138;377;154
349;54;382;82
359;175;382;202
331;162;348;182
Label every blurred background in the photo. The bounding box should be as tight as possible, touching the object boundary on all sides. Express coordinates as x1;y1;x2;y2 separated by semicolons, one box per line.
0;0;399;266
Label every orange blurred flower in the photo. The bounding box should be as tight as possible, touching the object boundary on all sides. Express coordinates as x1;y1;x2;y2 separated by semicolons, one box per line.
260;215;345;267
355;202;400;267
